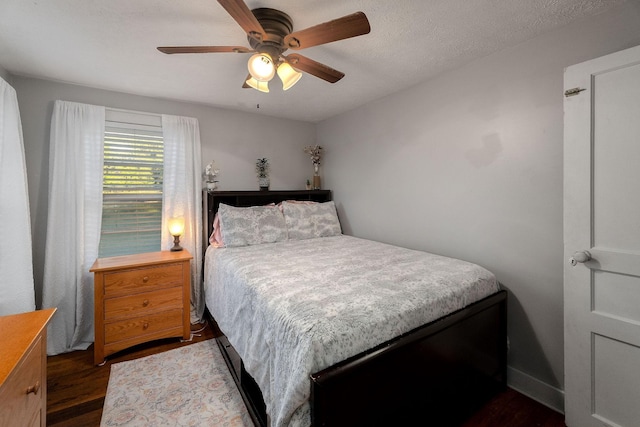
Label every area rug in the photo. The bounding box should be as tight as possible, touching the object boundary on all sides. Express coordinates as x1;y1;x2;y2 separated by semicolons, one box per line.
101;339;253;426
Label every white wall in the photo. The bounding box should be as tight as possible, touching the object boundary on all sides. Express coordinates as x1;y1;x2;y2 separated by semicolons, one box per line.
0;64;10;82
13;76;316;306
317;1;640;411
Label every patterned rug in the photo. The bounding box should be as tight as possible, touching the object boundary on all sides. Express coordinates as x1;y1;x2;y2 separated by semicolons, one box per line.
101;339;253;426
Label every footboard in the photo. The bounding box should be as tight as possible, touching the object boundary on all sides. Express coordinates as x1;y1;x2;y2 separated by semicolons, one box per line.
214;290;507;427
311;290;507;426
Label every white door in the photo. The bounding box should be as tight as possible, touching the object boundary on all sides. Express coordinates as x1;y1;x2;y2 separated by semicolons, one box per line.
564;44;640;427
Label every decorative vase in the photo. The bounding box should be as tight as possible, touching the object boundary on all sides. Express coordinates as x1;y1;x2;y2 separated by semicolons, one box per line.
206;181;217;191
259;177;270;191
312;163;321;190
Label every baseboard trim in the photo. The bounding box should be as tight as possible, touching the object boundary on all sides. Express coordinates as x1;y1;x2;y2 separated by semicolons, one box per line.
507;366;565;414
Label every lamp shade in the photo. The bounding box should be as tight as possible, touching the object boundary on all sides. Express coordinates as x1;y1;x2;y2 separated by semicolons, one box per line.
168;216;185;236
245;76;270;93
277;62;302;90
247;53;276;82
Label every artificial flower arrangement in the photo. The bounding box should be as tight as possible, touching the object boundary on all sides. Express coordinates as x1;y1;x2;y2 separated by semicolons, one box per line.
255;158;270;178
304;145;323;189
203;160;220;190
256;158;270;190
304;145;323;166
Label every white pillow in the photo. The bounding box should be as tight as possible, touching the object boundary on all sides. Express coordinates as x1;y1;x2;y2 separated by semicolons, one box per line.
218;203;287;247
281;200;342;240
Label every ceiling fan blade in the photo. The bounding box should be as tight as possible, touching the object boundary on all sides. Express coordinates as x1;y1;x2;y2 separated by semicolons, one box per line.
157;46;253;54
284;12;370;50
285;54;345;83
217;0;266;42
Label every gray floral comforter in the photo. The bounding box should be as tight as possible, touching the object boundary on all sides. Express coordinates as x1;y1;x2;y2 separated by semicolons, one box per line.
204;235;499;427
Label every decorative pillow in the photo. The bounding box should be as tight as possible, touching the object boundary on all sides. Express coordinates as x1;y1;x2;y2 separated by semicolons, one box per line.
217;203;288;247
281;200;342;240
276;199;317;213
208;213;224;247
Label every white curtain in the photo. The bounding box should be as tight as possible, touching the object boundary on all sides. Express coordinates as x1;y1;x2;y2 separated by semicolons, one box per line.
161;115;203;323
0;77;36;315
42;100;105;355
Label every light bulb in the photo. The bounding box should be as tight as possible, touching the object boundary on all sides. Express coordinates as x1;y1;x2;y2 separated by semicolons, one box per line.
247;53;276;82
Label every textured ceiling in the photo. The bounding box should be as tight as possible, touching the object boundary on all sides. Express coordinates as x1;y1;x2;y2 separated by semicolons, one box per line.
0;0;625;122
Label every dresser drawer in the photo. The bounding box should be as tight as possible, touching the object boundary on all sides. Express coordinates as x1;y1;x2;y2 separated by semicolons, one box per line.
104;308;183;344
103;263;184;297
0;336;43;426
104;286;183;321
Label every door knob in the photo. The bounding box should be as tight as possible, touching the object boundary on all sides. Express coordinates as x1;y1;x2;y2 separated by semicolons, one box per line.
570;250;591;266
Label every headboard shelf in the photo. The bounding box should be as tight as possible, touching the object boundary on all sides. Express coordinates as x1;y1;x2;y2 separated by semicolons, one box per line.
203;190;332;246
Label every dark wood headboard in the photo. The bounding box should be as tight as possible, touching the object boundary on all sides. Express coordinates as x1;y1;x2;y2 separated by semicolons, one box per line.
202;190;332;250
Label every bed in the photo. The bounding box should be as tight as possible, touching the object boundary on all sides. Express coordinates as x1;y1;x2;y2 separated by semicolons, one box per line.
202;190;507;427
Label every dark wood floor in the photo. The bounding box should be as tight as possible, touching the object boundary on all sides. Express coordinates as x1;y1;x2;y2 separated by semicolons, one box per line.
47;321;565;427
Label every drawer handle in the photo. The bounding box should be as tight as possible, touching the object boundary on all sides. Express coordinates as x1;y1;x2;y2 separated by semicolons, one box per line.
142;299;149;307
26;381;40;395
142;276;149;283
143;322;149;330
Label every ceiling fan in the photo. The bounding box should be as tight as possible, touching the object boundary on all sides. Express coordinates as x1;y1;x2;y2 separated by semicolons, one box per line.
157;0;371;92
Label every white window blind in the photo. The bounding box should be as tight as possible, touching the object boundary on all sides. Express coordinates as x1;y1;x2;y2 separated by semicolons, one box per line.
98;110;163;258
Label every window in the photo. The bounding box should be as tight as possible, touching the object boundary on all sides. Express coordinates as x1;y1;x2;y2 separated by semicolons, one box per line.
98;110;163;258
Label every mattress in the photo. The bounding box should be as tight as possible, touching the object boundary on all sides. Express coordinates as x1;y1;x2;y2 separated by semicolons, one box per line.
204;235;500;427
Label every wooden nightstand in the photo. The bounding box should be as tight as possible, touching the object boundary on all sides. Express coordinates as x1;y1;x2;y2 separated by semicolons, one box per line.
0;308;56;427
90;250;192;365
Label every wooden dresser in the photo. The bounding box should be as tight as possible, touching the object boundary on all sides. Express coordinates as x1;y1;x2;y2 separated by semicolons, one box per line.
0;308;56;427
90;250;192;365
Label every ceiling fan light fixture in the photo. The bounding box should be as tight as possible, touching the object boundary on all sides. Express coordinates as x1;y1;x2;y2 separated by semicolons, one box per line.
158;3;371;91
277;62;302;91
245;76;270;93
247;53;276;82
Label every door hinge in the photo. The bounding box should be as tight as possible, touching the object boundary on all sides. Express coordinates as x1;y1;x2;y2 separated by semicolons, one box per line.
564;87;587;97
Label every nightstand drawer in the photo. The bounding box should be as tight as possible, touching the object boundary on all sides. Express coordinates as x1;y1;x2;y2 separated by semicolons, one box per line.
104;309;183;344
103;263;184;297
104;286;183;321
